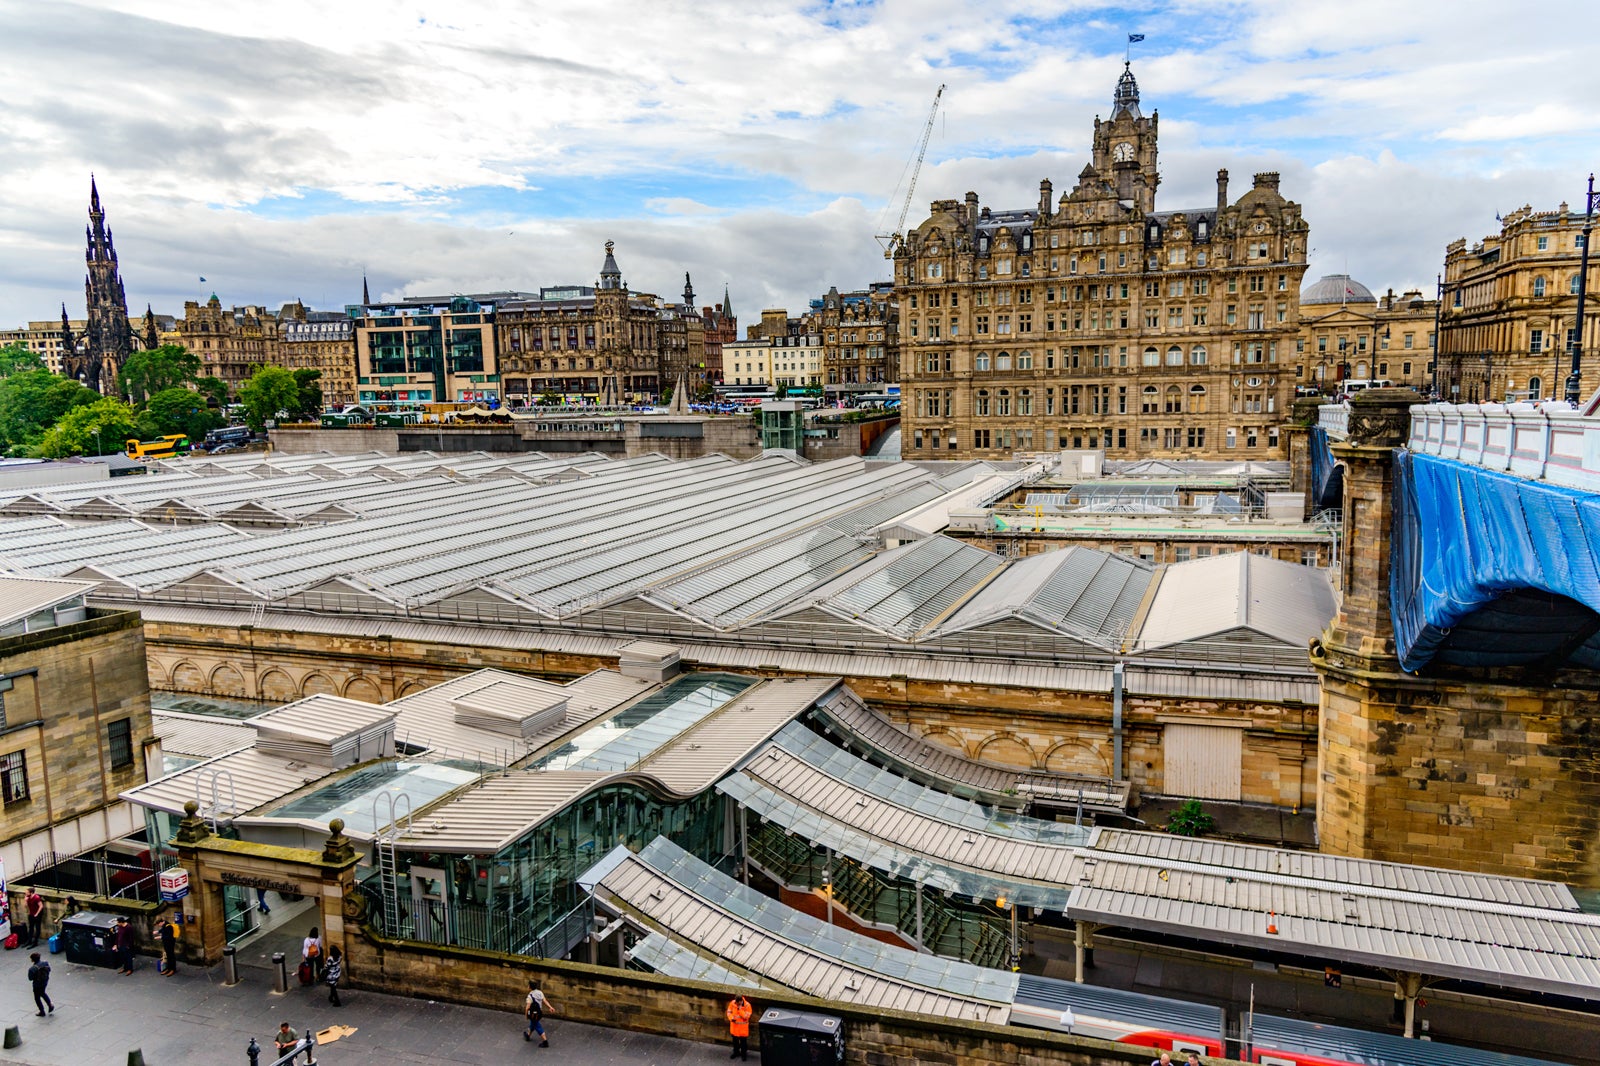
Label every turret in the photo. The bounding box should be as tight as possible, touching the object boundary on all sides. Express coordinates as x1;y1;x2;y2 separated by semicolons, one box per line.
599;240;623;290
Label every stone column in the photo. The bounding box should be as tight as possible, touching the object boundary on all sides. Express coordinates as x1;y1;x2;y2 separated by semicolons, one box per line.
1285;396;1328;520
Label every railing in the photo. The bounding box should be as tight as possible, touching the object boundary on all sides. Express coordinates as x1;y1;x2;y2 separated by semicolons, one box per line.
1407;401;1600;492
1318;403;1350;440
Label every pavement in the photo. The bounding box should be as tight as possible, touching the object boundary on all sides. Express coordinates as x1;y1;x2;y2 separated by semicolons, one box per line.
0;934;732;1066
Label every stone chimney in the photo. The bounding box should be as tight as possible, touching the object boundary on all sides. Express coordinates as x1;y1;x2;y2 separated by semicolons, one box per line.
1252;171;1281;194
965;191;980;227
1216;168;1229;213
1039;179;1053;219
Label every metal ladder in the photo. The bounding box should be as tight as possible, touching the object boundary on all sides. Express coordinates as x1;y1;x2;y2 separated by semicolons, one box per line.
196;768;238;833
371;791;413;937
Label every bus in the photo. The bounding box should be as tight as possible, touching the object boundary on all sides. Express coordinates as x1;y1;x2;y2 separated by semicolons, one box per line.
125;435;191;460
202;425;251;450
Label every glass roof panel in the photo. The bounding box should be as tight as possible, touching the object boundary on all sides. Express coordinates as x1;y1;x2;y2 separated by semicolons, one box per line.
533;672;755;772
263;760;479;834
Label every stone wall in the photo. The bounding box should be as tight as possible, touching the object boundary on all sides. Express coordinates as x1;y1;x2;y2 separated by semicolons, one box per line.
0;611;153;852
268;427;401;455
344;928;1235;1066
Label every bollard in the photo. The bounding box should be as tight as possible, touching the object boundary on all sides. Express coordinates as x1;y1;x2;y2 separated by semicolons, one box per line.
246;1036;260;1065
271;951;288;994
302;1027;319;1066
222;945;239;986
3;1025;20;1049
127;1051;146;1066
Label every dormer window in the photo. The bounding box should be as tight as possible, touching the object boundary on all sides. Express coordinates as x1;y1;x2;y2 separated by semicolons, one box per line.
1148;224;1160;241
1196;220;1208;239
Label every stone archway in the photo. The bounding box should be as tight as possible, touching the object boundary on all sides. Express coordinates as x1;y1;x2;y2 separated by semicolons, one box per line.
917;728;971;758
257;669;296;702
343;676;382;703
395;679;429;698
1044;739;1111;778
975;732;1038;770
170;660;206;692
209;662;246;698
300;672;338;697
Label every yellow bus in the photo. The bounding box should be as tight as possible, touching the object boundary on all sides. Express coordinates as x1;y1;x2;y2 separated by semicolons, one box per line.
124;434;191;460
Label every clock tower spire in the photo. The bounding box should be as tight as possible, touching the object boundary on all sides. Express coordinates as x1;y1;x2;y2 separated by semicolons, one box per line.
1091;62;1159;212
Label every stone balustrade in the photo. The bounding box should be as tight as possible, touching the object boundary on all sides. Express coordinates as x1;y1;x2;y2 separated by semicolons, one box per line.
1406;402;1600;493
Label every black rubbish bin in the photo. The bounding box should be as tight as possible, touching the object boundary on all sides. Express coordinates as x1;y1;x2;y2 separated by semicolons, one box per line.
59;911;121;968
757;1007;844;1065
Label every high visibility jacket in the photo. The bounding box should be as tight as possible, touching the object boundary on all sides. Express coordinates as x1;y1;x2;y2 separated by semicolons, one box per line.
726;998;752;1037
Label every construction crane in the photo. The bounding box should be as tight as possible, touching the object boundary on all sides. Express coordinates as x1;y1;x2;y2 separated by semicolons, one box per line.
876;84;945;260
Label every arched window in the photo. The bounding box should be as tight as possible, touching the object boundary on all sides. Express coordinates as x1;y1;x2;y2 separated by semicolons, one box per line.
1142;346;1160;367
1190;345;1208;365
1141;385;1159;413
1165;385;1182;413
975;352;990;371
1533;276;1547;297
1189;385;1208;413
1356;362;1369;378
1166;345;1183;366
1573;275;1583;295
995;351;1012;371
1528;376;1543;401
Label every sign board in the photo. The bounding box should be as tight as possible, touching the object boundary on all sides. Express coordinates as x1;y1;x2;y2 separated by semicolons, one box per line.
159;867;190;902
0;858;9;940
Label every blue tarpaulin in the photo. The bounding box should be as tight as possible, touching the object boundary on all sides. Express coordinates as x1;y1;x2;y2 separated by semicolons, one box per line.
1391;450;1600;673
1308;426;1343;513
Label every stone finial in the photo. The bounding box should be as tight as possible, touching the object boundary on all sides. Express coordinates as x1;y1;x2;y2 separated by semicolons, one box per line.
322;817;357;865
1346;387;1424;448
1291;395;1329;427
174;799;210;845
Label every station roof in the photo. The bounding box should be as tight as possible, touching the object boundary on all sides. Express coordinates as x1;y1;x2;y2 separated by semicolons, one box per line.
152;712;257;761
1136;551;1337;651
583;837;1014;1023
0;573;97;630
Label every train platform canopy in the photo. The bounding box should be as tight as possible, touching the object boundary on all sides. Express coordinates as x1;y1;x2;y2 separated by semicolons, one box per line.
580;836;1015;1024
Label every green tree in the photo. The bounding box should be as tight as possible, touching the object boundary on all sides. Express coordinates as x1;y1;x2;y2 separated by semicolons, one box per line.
237;365;301;432
0;369;99;453
1164;799;1216;837
292;369;323;418
34;397;137;458
117;344;200;403
195;375;231;409
140;387;224;442
0;342;45;377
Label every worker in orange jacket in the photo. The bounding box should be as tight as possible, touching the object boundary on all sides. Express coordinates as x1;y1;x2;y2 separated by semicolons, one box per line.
726;994;752;1061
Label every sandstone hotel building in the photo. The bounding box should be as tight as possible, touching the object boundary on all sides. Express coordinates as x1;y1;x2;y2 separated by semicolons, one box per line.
896;64;1310;460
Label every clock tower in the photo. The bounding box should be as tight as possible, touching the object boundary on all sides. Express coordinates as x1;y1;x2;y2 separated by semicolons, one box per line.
1091;62;1159;213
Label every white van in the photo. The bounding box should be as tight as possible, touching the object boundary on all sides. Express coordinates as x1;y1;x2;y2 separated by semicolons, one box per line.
1339;378;1392;400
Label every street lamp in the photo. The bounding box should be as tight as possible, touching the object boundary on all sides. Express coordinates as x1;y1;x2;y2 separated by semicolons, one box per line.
1567;172;1599;405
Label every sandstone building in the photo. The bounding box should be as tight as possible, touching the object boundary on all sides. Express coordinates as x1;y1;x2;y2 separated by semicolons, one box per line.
1295;276;1437;393
279;303;358;407
352;292;515;409
896;64;1309;460
166;296;284;392
813;283;896;400
0;318;85;375
1441;202;1597;402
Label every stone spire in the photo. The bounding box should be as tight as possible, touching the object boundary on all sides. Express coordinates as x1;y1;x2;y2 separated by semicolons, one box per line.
722;283;732;320
143;304;159;351
362;273;371;304
599;240;623;290
682;271;695;308
1112;61;1141;119
68;175;134;392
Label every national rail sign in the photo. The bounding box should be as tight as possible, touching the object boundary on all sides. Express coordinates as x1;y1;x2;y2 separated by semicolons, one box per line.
159;867;190;902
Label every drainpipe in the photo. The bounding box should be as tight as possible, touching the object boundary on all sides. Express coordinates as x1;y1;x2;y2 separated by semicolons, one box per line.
1111;662;1125;780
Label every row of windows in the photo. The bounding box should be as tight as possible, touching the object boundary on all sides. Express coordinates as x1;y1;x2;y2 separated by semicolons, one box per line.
909;425;1279;451
906;274;1287;309
0;720;134;809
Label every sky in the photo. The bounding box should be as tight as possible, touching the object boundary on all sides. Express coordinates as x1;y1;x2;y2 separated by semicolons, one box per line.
2;0;1598;329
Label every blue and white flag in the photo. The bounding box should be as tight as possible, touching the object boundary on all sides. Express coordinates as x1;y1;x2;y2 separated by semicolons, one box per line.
1128;33;1145;43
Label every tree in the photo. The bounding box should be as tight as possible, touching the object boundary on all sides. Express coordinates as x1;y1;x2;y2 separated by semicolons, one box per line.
117;344;200;403
0;370;99;454
237;365;301;432
1164;799;1216;837
292;369;323;418
0;342;44;378
195;375;231;409
141;387;224;442
34;397;137;458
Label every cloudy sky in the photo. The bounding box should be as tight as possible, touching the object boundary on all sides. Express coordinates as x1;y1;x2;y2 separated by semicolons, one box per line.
2;0;1598;328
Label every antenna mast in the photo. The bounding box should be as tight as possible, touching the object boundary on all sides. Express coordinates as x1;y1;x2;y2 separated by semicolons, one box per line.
877;84;946;260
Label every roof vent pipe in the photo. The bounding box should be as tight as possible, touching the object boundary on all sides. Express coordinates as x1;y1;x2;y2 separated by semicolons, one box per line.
1112;662;1125;780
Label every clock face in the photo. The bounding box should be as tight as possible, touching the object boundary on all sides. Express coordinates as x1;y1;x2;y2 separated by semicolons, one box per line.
1113;141;1136;163
1251;220;1268;234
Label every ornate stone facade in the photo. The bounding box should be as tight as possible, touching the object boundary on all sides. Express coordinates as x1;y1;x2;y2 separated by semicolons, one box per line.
65;178;138;393
896;64;1309;460
167;296;283;391
814;283;896;399
1441;202;1597;402
279;303;357;407
1295;276;1437;393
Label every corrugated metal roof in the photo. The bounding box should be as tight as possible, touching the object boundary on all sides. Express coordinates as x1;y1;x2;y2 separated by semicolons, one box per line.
152;712;256;760
251;695;395;744
0;573;97;626
394;770;610;853
589;839;1012;1023
121;748;328;816
927;547;1152;648
1136;551;1336;650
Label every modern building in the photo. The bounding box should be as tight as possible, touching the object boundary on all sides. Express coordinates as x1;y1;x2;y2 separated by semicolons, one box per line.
812;283;897;400
354;292;517;411
65;178;140;393
896;63;1310;460
1295;276;1437;393
1441;201;1598;402
0;575;154;877
279;304;357;408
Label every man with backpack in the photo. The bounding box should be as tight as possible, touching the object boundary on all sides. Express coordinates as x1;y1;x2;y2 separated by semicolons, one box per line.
27;952;54;1016
156;915;178;976
523;979;554;1047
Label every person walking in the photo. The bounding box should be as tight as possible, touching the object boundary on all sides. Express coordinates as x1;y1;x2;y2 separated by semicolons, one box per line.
113;916;135;975
27;952;53;1016
726;993;752;1061
255;888;271;916
274;1021;300;1064
302;927;323;982
23;889;44;949
324;944;344;1007
157;915;178;976
523;979;553;1047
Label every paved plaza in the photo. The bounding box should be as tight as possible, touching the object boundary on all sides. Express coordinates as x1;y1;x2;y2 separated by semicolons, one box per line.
0;929;727;1066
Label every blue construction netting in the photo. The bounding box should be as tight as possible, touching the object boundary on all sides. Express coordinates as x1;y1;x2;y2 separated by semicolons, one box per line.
1391;450;1600;673
1308;425;1343;513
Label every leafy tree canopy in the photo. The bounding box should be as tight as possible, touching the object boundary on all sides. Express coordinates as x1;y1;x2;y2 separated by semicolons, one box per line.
139;387;224;442
118;344;200;403
0;342;45;378
292;368;323;418
34;397;138;458
195;375;231;408
0;370;99;453
237;364;301;433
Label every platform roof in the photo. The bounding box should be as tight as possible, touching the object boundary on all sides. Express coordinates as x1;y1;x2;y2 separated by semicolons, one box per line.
0;573;97;629
1136;550;1337;651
